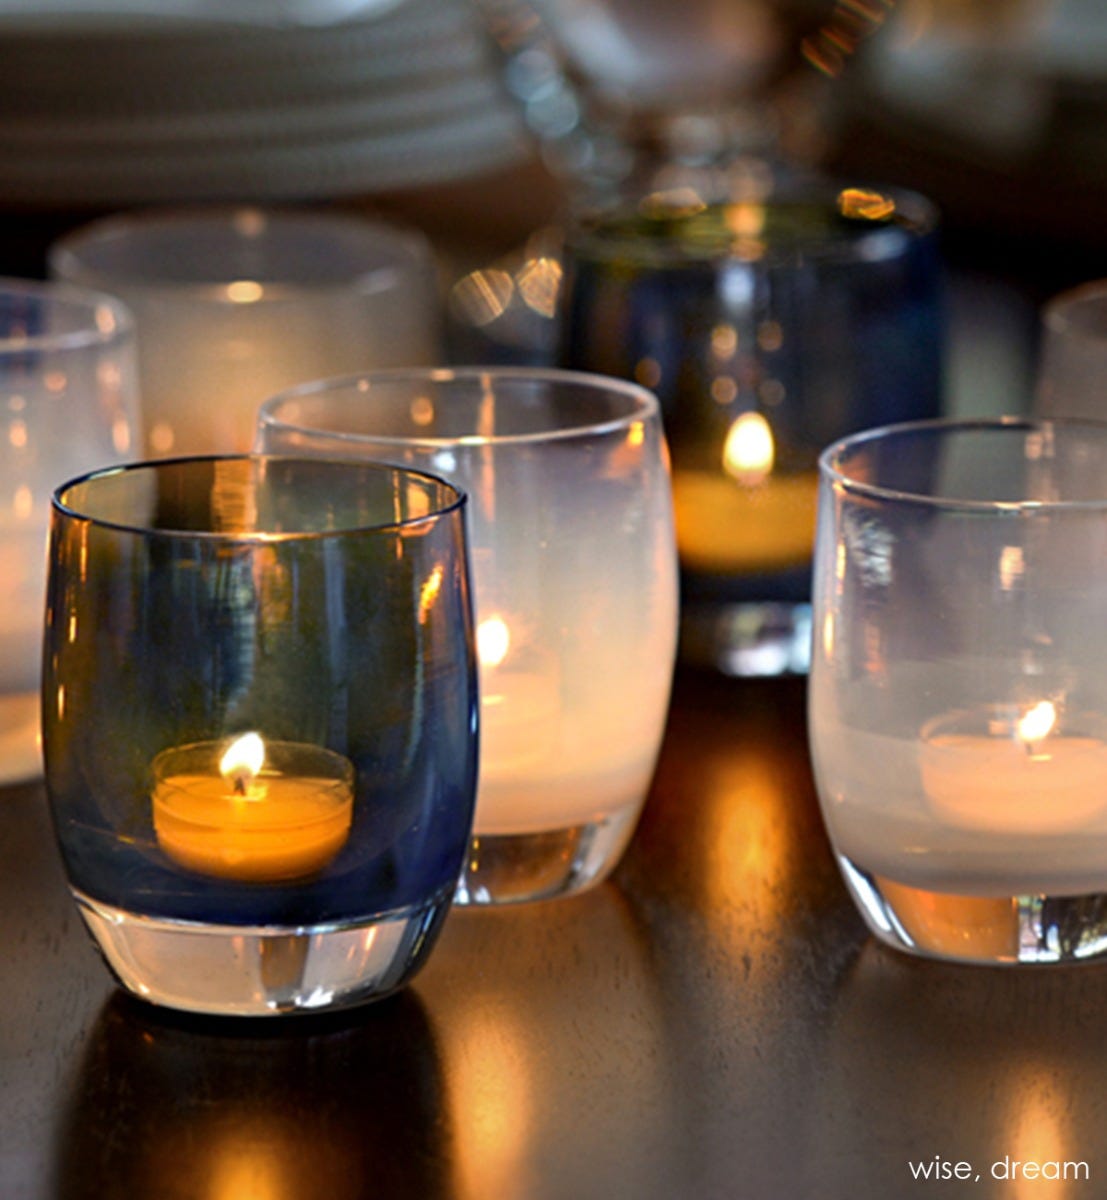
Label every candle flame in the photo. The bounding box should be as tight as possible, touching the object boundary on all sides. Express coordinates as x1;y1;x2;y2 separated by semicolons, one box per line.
477;615;510;668
220;732;265;795
1017;701;1056;747
723;412;774;485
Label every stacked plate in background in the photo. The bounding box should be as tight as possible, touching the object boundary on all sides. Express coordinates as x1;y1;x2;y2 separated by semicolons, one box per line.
0;0;529;206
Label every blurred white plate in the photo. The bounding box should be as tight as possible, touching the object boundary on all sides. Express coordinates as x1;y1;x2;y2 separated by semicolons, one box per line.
0;0;529;203
0;0;408;29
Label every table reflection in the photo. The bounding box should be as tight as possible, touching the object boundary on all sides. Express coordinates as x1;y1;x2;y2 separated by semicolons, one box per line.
420;884;678;1200
611;675;859;1195
55;991;451;1200
625;674;845;995
815;943;1107;1195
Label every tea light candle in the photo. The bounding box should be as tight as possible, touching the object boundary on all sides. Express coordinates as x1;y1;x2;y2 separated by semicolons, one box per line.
480;673;560;775
0;512;49;784
672;468;819;572
920;702;1107;833
670;413;818;573
474;615;559;827
0;694;41;783
470;614;655;835
152;733;355;882
0;517;48;689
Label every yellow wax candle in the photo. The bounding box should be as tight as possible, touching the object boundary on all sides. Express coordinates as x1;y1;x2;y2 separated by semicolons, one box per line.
151;733;354;883
671;467;819;573
920;702;1107;833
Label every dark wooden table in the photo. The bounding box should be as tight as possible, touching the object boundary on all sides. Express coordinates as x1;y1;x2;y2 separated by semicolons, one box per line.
3;667;1105;1199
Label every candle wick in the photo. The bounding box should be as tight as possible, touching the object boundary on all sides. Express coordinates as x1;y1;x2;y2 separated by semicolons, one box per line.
232;773;249;796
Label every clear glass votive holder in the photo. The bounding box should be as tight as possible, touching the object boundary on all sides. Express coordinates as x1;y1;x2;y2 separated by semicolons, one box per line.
43;456;478;1015
560;176;943;677
810;417;1107;965
257;367;679;905
49;207;441;458
0;277;140;786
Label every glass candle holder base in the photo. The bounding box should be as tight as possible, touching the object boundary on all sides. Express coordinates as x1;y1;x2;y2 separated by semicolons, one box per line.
454;809;639;906
679;601;812;678
839;857;1107;966
73;889;452;1017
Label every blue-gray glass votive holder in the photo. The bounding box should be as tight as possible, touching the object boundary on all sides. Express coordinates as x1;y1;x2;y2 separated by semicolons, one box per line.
561;177;944;676
43;455;478;1016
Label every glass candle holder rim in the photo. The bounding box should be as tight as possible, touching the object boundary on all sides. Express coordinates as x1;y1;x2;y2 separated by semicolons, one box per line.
566;181;939;266
49;205;432;302
819;416;1107;513
1041;278;1107;341
0;274;133;354
259;365;661;448
50;453;467;541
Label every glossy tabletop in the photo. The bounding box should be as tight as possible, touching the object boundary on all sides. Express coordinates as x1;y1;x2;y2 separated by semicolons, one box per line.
3;668;1106;1199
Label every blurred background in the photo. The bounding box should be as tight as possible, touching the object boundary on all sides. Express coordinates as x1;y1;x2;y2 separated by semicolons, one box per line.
1;0;1105;416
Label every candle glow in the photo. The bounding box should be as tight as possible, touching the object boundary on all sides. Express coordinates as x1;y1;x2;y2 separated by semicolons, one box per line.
477;615;511;668
1017;700;1056;748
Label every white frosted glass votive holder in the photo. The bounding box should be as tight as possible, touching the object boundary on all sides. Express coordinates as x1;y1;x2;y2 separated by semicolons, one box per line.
257;367;680;904
0;277;140;785
810;417;1107;964
49;207;441;457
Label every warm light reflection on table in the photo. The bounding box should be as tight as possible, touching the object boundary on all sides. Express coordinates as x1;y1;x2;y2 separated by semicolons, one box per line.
445;1001;535;1200
633;679;829;965
423;889;673;1200
54;990;449;1199
1004;1065;1080;1199
202;1114;356;1200
13;670;1107;1199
